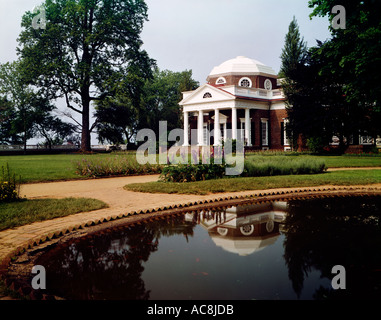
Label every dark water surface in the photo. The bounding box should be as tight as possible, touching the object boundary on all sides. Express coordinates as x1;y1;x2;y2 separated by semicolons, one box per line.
36;195;381;300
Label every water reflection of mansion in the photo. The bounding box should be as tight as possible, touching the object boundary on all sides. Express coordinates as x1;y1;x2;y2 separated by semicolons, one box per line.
185;202;287;256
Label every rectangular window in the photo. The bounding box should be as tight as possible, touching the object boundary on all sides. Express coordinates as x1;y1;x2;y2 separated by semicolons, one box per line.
251;122;255;145
261;119;268;146
239;121;245;141
360;135;373;145
203;124;208;146
283;119;290;146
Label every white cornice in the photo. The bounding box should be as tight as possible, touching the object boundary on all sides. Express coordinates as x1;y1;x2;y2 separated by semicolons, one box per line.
179;83;235;106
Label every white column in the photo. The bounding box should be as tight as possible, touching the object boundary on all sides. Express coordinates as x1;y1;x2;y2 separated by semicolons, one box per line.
183;111;189;146
245;108;251;146
198;110;204;146
214;109;221;145
232;107;237;140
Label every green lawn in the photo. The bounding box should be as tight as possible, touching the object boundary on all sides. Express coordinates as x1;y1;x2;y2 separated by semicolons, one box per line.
0;197;108;231
0;153;137;183
0;152;380;184
125;170;381;195
0;154;83;183
246;154;381;168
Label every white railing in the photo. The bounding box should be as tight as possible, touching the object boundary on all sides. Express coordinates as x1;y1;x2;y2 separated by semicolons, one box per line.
227;86;285;100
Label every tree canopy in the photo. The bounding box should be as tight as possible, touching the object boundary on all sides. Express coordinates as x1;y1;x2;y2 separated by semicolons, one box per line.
17;0;155;152
95;68;199;146
281;0;381;152
0;60;76;150
279;16;307;79
309;0;381;105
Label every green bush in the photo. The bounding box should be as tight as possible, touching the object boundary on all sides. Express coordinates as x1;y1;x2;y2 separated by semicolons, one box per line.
306;136;328;154
159;163;226;182
0;163;21;203
159;151;327;183
159;148;230;182
243;157;327;177
74;155;163;178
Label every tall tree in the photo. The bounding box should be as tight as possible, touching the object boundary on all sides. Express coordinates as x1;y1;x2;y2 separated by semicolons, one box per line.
95;68;199;145
140;69;199;136
308;0;381;141
17;0;155;152
279;16;307;79
279;17;309;149
34;113;77;150
282;2;381;152
0;97;20;144
94;94;137;145
0;61;76;151
285;43;364;152
0;61;46;152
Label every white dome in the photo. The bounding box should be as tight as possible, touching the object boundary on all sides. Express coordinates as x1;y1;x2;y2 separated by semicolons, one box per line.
208;56;277;78
211;235;279;256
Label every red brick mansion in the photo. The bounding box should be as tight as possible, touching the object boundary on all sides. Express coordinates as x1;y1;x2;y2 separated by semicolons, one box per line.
179;56;290;151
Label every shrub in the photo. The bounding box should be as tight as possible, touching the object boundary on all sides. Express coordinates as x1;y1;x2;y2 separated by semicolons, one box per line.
159;149;327;183
159;148;230;182
0;163;21;203
306;137;328;154
243;157;327;177
74;155;163;178
159;163;226;182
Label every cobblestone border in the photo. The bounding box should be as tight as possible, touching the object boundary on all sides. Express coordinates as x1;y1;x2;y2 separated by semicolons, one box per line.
1;185;381;299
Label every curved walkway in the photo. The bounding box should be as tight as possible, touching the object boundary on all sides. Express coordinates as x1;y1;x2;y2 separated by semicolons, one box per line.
1;172;381;269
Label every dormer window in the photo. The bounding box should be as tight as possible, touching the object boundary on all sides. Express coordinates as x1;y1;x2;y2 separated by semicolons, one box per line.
239;77;252;88
203;92;212;98
216;77;226;85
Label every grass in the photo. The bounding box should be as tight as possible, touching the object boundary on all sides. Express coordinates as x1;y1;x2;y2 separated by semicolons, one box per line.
0;197;108;231
245;154;381;168
124;170;381;195
0;152;380;183
310;155;381;167
0;154;85;183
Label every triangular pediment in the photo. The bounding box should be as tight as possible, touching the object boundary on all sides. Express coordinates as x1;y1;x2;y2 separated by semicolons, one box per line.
179;84;235;106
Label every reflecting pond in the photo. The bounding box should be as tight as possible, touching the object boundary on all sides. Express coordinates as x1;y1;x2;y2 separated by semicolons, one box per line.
36;195;381;300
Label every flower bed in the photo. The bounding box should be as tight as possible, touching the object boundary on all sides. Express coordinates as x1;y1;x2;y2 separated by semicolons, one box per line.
0;164;21;203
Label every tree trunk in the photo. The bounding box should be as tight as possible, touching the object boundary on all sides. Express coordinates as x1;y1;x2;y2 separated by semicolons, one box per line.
81;98;91;152
297;133;306;152
23;133;27;155
80;39;92;153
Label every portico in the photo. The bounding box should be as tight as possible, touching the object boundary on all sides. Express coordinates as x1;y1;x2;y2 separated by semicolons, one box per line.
182;103;252;147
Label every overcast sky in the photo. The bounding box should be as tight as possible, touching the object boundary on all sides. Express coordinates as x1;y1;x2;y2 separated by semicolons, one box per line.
1;0;332;83
141;0;332;83
0;0;332;144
